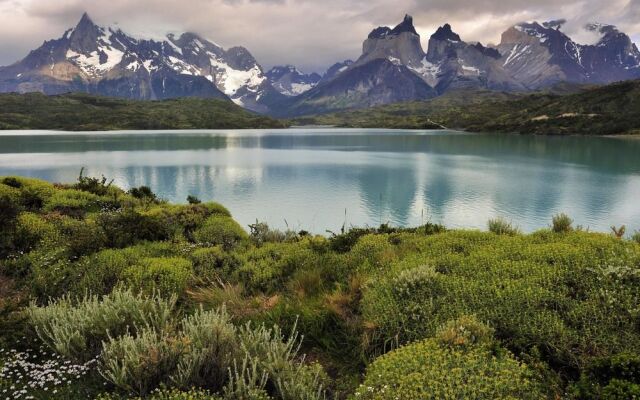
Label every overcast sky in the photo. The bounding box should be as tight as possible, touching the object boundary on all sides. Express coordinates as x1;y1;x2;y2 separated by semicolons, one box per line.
1;0;639;73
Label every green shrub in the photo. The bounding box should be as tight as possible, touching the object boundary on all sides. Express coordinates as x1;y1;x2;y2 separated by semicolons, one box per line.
29;246;81;298
28;289;176;361
52;214;107;259
435;315;494;350
171;307;239;390
190;246;242;279
13;212;57;252
552;213;574;233
571;353;640;399
99;209;171;248
600;379;640;399
71;248;135;296
234;242;319;294
101;328;182;396
66;242;182;297
353;336;547;400
361;264;443;353
360;230;640;375
194;215;248;249
1;176;22;188
0;183;21;256
201;202;232;218
124;257;193;296
488;217;520;236
97;388;221;400
328;227;377;253
74;169;114;196
349;234;397;273
43;189;101;216
223;357;271;400
248;221;299;246
187;195;202;205
3;176;56;210
632;231;640;244
144;203;231;242
237;322;327;400
128;185;158;202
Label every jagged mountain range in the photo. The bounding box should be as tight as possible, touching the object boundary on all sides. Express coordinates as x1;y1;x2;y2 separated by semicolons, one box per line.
1;12;639;116
0;13;284;113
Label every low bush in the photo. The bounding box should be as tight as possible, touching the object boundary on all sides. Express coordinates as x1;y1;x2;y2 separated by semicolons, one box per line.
0;184;21;256
552;213;574;233
13;212;57;252
249;220;299;246
223;357;271;400
3;176;56;210
348;234;397;273
328;227;378;253
171;307;238;390
187;195;202;205
28;289;176;361
52;214;107;259
352;334;548;400
123;257;193;296
234;242;318;294
488;217;520;236
189;246;242;279
97;388;221;400
632;231;640;244
43;189;101;217
144;203;231;242
101;328;182;396
74;169;115;196
128;185;158;202
194;215;248;249
99;209;171;248
236;322;327;400
434;314;494;350
571;353;640;399
360;230;640;375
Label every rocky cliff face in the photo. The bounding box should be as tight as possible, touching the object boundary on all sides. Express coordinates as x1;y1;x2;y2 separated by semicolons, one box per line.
319;60;354;83
279;58;436;117
0;13;285;112
280;15;438;116
422;24;524;93
497;22;640;88
356;15;427;69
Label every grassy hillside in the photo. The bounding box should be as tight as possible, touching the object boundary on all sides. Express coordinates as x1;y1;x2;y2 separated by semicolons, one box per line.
0;92;288;130
1;175;640;399
294;80;640;135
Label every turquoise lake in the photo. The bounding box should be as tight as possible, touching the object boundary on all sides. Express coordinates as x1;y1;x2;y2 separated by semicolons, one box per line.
0;129;639;233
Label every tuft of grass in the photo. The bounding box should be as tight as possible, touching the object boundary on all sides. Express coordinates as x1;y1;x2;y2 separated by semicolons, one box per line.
552;213;574;233
488;217;520;236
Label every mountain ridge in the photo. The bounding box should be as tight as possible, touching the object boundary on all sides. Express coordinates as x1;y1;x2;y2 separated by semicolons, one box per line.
1;12;640;117
0;13;286;113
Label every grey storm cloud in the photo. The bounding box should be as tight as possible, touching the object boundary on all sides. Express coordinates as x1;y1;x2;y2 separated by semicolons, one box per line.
0;0;638;73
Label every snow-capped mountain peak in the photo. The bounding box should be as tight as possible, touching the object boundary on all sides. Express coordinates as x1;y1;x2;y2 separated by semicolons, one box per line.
265;65;321;96
0;12;282;112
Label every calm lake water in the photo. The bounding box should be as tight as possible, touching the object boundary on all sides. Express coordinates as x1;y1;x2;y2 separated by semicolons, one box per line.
0;129;639;233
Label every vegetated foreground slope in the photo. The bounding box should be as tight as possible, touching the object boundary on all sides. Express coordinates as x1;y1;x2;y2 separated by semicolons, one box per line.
1;174;640;399
296;80;640;135
0;92;287;130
